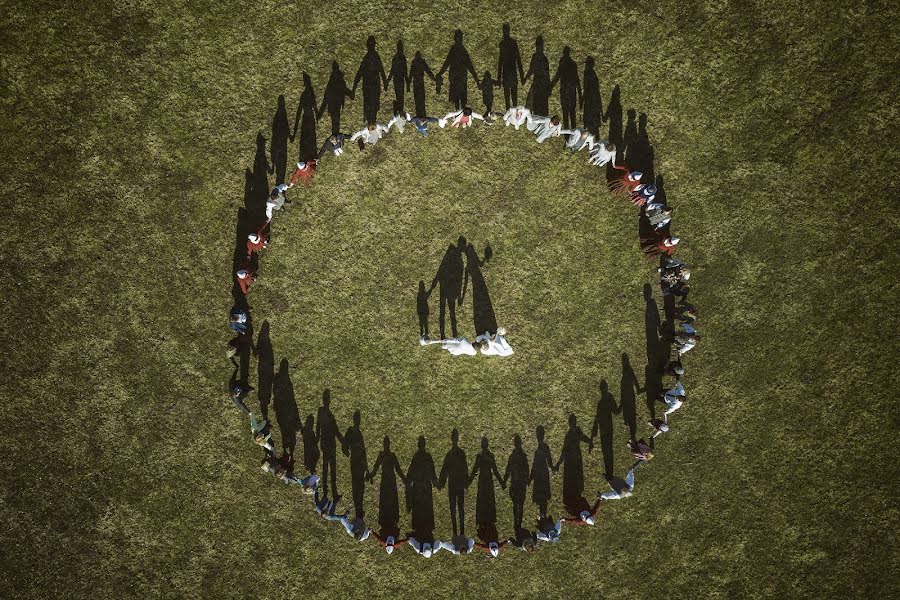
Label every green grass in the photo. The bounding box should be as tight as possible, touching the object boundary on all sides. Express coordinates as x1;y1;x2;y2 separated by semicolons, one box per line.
2;0;898;598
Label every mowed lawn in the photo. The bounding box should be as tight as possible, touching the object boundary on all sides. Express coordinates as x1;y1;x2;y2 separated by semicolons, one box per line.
2;1;897;598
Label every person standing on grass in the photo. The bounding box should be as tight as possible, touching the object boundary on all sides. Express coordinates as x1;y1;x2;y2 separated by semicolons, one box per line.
386;40;410;115
408;50;437;118
563;494;602;526
368;435;406;545
250;413;274;452
228;365;252;415
316;389;343;500
318;61;354;135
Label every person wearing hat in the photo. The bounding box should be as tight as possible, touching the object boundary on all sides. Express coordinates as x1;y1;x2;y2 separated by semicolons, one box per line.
562;128;596;153
266;183;290;221
317;133;350;159
419;335;480;356
588;140;617;166
409;115;447;136
535;515;563;543
246;222;269;257
475;327;514;357
501;105;531;129
235;267;257;296
250;413;274;452
646;201;673;230
563;494;602;526
601;468;636;500
440;534;475;556
373;526;407;555
228;365;252;415
648;416;669;438
610;164;644;196
408;534;444;558
630;183;657;207
443;106;486;128
475;523;507;557
289;160;317;187
350;121;391;150
525;114;570;143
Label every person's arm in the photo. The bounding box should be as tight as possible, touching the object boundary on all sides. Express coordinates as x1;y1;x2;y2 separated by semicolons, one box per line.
443;109;462;121
393;455;407;486
491;457;504;488
576;72;583;107
437;458;448;489
379;59;388;90
502;460;512;490
437;49;451;78
523;56;534;83
386;64;394;86
468;458;479;486
368;453;382;482
471;111;485;121
314;409;322;442
352;63;363;95
553;450;563;471
515;44;525;82
349;128;365;142
424;60;435;82
549;63;560;90
291;101;302;141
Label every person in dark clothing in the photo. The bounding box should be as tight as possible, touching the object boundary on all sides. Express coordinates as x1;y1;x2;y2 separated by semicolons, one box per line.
317;61;354;135
524;35;551;115
342;410;368;520
469;436;504;529
317;132;350;159
529;424;556;518
269;95;290;185
555;413;593;509
591;378;620;481
386;40;409;114
477;70;501;115
416;280;431;338
497;22;525;110
316;389;343;499
582;56;603;138
437;29;479;110
408;51;436;118
368;435;406;535
503;434;530;532
437;428;469;536
353;35;388;123
550;46;582;129
406;435;438;538
428;236;466;339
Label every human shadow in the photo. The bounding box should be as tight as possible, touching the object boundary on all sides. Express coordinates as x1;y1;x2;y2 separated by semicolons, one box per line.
556;413;593;509
256;320;274;421
497;23;525;110
626;111;655;182
529;425;556;518
247;132;269;225
550;46;581;129
353;35;388;123
643;283;666;421
591;378;619;480
470;436;503;530
503;434;530;532
272;357;300;461
408;51;436;118
387;40;409;114
406;435;438;540
270;95;290;185
438;428;469;536
620;353;641;442
369;435;406;533
582;56;603;138
318;61;353;135
428;236;466;339
624;108;638;157
342;409;368;519
463;242;498;337
316;388;343;499
291;73;318;162
605;84;623;147
437;29;478;110
524;35;551;115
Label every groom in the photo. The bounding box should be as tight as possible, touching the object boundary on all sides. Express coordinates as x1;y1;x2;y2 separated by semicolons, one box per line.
429;236;467;339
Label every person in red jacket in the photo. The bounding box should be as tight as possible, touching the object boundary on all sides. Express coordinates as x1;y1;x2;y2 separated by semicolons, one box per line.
563;494;601;525
246;222;269;257
609;164;644;197
235;267;257;295
289;160;317;186
373;526;408;555
475;523;507;557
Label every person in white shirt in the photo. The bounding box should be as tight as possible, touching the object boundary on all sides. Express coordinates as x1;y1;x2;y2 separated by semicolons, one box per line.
535;516;563;543
562;128;596;153
338;514;371;542
266;183;290;221
350;122;390;149
588;141;617;167
475;327;514;356
649;416;669;438
502;105;531;129
525;114;571;143
443;106;486;128
440;535;475;556
386;111;411;133
408;536;444;558
250;413;274;452
420;336;479;356
661;380;685;415
646;202;672;230
600;468;635;500
675;332;699;355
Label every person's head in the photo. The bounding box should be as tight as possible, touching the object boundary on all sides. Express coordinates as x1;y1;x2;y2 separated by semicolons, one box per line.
451;428;459;446
622;352;630;367
563;45;571;57
502;22;510;37
644;450;655;460
535;35;544;52
415;50;422;60
454;29;463;44
385;536;395;554
483;69;491;79
642;185;658;198
353;409;361;427
671;361;685;375
383;435;391;451
497;326;506;336
664;237;680;248
418;435;426;451
658;421;670;433
297;161;307;170
580;130;589;139
536;424;545;443
355;526;370;542
329;134;338;143
600;378;608;393
586;55;595;69
550;115;560;126
471;340;482;351
366;35;376;51
513;433;522;448
568;413;577;428
580;510;594;525
302;72;312;88
396;39;404;53
248;233;260;243
629;170;643;182
331;60;340;72
418;280;426;292
457;235;467;249
489;541;500;557
236;269;248;279
367;122;377;131
481;435;489;451
604;141;616;152
322;388;331;408
463;106;473;116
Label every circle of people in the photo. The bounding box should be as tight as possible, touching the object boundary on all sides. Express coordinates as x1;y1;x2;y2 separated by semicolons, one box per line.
225;24;700;558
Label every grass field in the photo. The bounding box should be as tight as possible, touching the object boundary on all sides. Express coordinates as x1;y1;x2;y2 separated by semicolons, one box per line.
3;0;898;598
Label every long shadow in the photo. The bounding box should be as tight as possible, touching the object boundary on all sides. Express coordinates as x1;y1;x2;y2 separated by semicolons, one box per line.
316;388;343;499
300;413;320;475
387;40;409;114
438;428;469;536
342;409;368;519
270;95;290;185
256;320;274;421
556;413;592;510
406;435;438;541
292;73;318;162
353;35;387;123
529;425;555;518
470;436;503;530
605;84;623;147
370;435;405;536
409;51;436;118
428;236;466;339
319;61;353;135
643;283;666;421
437;29;478;110
620;353;641;442
497;23;525;110
582;56;603;138
463;242;498;336
524;35;551;115
248;133;269;225
503;434;529;532
550;46;581;129
272;357;300;460
623;108;638;158
591;378;619;480
626;111;655;182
